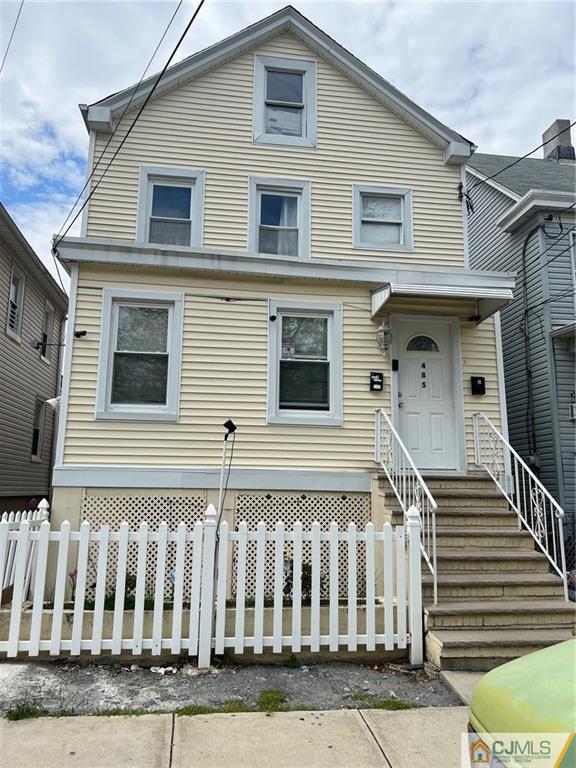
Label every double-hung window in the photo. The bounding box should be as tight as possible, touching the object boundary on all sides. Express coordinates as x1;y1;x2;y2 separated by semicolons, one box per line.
249;177;310;259
353;186;413;252
6;265;25;339
137;166;205;248
268;300;342;426
254;55;316;148
96;289;183;421
40;301;54;361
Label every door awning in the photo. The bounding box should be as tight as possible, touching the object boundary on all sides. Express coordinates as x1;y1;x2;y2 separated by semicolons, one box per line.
370;282;514;322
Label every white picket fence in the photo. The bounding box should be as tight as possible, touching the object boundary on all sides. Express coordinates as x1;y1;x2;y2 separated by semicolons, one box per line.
0;505;423;666
1;500;50;605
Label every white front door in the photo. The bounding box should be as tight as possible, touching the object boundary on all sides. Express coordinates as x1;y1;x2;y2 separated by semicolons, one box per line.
393;318;460;471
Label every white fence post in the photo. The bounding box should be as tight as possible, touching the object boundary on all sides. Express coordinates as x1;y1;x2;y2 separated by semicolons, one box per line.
36;498;50;520
198;504;217;668
406;505;423;666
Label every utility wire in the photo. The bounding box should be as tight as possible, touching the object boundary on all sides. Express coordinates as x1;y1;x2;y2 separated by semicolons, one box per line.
527;287;576;312
540;238;576;272
56;0;185;239
53;0;206;251
0;0;24;77
467;121;576;194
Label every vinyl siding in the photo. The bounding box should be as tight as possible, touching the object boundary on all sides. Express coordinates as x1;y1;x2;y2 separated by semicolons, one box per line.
61;264;500;472
552;338;575;529
467;173;573;513
0;242;64;498
85;32;465;268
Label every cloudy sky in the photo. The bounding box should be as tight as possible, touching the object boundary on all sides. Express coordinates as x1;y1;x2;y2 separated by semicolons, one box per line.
0;0;574;289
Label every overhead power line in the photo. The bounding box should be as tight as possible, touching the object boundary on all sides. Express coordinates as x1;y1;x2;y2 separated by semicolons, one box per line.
53;0;206;251
56;0;185;239
0;0;24;77
540;238;576;272
467;121;576;195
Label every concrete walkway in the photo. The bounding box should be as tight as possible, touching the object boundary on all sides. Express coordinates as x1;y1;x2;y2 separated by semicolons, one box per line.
0;707;469;768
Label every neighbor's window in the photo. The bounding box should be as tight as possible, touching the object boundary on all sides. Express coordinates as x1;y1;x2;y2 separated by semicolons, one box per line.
249;178;310;259
31;399;45;462
95;289;183;421
40;301;54;361
353;186;413;252
6;265;25;339
136;167;205;248
267;300;342;426
254;55;316;148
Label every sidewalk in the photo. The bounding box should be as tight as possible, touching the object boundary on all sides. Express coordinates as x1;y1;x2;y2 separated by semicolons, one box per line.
0;707;469;768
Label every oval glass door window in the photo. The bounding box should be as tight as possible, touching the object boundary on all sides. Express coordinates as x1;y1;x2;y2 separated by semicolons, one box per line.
406;335;439;352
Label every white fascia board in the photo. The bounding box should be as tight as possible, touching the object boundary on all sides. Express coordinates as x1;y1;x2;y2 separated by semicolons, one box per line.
52;466;373;492
465;165;521;202
371;282;514;320
56;236;516;292
551;322;576;338
83;8;472;163
498;190;576;232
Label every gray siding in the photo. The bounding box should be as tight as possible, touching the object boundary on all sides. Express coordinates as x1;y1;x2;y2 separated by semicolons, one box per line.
467;171;575;533
0;242;65;499
552;338;575;526
466;177;546;465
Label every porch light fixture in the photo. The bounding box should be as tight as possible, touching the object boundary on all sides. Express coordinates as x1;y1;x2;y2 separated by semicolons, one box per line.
376;322;393;353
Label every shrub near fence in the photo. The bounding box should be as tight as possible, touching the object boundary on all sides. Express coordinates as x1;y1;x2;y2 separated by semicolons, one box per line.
0;504;423;666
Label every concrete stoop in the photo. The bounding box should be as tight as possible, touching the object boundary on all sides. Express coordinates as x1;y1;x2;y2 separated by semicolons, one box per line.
382;473;574;671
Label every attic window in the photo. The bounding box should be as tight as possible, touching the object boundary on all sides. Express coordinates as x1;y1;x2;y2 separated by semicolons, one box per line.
254;55;316;148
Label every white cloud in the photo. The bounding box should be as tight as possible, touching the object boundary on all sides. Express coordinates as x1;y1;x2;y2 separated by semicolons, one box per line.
1;0;574;276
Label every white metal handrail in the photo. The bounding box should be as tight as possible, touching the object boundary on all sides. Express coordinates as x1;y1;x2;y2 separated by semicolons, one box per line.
374;408;438;604
473;412;568;600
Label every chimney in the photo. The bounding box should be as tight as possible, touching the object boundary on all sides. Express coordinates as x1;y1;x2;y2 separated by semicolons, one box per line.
542;119;575;160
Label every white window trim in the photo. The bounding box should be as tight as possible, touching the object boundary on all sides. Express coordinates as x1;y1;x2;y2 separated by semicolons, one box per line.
253;54;317;148
267;299;342;427
136;165;205;247
353;185;414;253
95;288;184;422
31;398;46;463
6;264;25;342
40;300;55;364
248;176;311;260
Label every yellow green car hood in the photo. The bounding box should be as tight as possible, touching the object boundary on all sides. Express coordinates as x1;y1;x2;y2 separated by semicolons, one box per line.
470;639;576;734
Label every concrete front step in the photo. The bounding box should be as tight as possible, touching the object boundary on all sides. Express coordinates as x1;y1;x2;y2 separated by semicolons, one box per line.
423;571;566;599
425;598;576;630
391;508;518;527
426;628;574;671
427;489;509;509
435;527;535;549
430;548;550;573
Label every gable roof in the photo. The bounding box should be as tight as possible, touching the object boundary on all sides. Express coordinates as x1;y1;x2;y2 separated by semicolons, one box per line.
468;152;576;197
0;204;68;310
80;5;473;165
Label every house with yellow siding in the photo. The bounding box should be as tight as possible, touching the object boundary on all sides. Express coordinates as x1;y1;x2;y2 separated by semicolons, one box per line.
52;6;515;524
49;8;576;668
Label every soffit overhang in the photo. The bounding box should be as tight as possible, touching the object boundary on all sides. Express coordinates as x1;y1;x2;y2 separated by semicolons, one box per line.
56;236;514;320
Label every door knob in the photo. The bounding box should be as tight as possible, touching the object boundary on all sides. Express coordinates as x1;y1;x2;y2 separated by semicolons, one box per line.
398;402;404;408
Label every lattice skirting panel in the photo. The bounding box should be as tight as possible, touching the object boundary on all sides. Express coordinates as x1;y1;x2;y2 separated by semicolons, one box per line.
232;492;371;599
80;494;207;601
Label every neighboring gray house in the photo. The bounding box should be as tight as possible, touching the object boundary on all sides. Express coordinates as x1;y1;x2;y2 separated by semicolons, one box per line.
466;119;576;562
0;204;68;511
